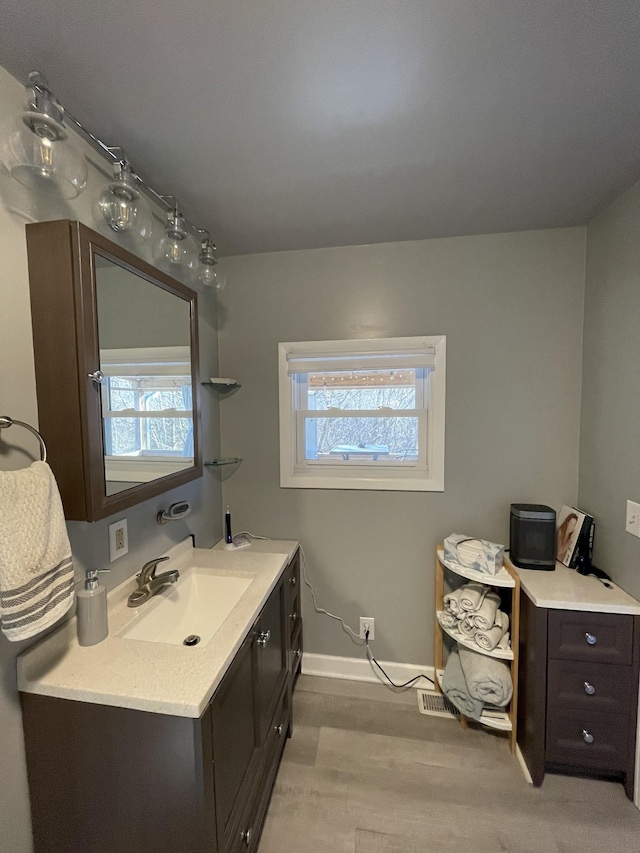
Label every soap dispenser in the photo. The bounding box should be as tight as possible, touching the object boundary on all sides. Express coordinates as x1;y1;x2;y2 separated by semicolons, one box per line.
77;569;108;646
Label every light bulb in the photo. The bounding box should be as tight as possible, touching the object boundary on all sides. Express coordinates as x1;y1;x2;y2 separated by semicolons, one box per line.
2;73;88;198
153;209;198;279
93;162;152;242
197;239;226;290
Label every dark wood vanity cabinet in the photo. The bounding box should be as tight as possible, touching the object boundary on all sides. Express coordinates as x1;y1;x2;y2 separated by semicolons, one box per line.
517;591;640;798
21;552;300;853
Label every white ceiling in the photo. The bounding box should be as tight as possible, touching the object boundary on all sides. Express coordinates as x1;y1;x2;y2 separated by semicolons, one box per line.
1;1;640;256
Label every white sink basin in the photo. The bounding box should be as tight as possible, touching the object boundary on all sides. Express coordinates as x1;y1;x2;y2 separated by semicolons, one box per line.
119;571;253;647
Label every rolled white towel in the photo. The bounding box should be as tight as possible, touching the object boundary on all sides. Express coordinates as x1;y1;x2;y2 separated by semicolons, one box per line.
439;610;458;629
471;591;502;631
475;611;510;652
443;588;463;615
459;583;488;612
498;631;510;651
458;615;478;637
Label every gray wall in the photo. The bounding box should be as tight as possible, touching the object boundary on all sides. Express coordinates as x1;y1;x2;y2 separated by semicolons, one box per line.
0;66;222;852
218;228;587;665
579;179;640;599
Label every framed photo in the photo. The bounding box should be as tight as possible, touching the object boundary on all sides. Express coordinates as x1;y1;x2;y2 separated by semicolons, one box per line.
556;505;591;567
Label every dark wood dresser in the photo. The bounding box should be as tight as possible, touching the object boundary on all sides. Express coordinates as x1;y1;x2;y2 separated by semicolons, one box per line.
516;563;640;800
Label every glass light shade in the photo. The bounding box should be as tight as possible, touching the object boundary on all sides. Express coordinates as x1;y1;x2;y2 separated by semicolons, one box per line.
197;240;226;290
92;163;152;242
198;260;226;291
153;212;199;279
3;110;88;199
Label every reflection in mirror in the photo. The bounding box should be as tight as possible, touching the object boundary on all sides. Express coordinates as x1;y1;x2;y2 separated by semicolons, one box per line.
95;255;193;497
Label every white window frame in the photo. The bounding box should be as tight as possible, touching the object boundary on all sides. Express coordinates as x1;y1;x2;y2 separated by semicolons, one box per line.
278;336;446;491
100;346;194;484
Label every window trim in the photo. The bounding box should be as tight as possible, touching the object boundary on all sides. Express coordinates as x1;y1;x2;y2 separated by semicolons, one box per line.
278;336;446;491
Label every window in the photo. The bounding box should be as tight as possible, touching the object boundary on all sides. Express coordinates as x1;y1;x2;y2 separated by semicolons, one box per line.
278;336;445;491
100;346;194;485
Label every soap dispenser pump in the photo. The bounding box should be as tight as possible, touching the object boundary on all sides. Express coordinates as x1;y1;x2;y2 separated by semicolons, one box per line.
77;569;109;646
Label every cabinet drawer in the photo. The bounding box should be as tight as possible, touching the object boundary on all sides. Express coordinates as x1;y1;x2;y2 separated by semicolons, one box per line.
546;709;629;771
548;610;633;665
233;685;289;853
547;660;634;714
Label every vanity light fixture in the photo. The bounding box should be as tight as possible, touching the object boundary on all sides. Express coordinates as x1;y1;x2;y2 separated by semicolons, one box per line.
2;71;88;198
4;70;226;288
153;205;199;279
197;234;226;291
93;158;153;242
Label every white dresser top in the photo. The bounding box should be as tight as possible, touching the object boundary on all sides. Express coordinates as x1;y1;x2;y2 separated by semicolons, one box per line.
511;559;640;615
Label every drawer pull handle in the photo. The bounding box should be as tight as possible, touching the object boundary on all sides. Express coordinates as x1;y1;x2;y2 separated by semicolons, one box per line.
275;723;283;735
257;629;271;647
290;612;298;621
585;632;597;646
289;575;297;586
584;681;596;696
241;827;252;846
582;729;594;744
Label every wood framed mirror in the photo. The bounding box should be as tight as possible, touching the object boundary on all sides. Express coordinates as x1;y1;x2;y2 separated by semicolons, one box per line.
26;220;202;522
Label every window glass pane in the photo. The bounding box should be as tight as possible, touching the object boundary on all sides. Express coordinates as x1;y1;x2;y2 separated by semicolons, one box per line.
108;418;140;455
304;417;419;461
108;378;136;411
145;418;193;454
307;369;416;411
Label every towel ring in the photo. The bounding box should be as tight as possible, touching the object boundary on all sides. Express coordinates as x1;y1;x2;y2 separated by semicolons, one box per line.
0;416;47;463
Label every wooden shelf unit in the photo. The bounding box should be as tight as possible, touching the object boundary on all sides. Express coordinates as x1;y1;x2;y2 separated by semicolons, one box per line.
434;547;521;752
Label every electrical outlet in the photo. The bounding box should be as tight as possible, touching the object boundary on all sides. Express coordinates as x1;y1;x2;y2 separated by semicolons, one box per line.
109;518;129;561
626;501;640;538
359;617;375;641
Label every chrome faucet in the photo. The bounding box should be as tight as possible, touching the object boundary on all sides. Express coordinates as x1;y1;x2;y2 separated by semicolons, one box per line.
127;556;180;608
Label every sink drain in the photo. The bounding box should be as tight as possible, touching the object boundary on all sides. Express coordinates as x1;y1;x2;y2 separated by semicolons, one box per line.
183;634;201;646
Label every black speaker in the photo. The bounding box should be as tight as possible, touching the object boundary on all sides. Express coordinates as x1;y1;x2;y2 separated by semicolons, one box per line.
510;504;556;570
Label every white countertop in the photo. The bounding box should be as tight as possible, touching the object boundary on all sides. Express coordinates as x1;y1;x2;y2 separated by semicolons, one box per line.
511;559;640;615
17;538;298;718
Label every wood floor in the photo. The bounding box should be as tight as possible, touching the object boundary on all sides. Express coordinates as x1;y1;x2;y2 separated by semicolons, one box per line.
258;675;640;852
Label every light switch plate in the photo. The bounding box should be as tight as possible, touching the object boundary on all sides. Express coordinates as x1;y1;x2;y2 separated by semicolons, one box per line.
109;518;129;561
625;501;640;538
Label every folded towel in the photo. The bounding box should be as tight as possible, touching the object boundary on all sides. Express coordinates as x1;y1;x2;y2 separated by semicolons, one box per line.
498;631;510;651
439;610;459;629
471;591;501;630
459;583;488;612
441;646;484;721
443;587;463;615
475;611;510;652
458;645;513;707
457;615;478;637
0;462;74;641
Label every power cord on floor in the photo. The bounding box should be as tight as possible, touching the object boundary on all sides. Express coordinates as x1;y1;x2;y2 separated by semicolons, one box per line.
364;630;435;691
240;539;436;691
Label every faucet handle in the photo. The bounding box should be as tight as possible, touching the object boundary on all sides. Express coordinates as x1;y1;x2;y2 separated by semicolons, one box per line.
139;556;170;583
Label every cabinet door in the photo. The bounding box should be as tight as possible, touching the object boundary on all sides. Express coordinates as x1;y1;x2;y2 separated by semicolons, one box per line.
255;579;287;743
211;631;260;852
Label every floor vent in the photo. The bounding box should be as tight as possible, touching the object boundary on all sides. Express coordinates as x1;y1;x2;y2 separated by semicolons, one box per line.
416;688;460;719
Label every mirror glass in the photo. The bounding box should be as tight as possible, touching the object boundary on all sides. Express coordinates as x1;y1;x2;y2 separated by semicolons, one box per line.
95;254;194;497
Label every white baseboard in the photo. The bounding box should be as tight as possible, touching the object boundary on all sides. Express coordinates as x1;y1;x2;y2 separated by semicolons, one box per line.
301;652;434;689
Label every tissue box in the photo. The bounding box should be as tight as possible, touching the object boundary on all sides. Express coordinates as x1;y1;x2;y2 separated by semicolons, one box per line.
443;534;505;576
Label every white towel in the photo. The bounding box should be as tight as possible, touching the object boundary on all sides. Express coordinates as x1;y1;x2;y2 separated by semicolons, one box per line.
439;610;459;629
459;582;488;612
458;645;513;707
0;462;74;641
457;615;478;637
443;587;463;615
475;611;510;652
471;590;501;630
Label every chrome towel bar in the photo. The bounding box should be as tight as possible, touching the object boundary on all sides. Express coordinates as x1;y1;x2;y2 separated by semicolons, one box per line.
0;416;47;462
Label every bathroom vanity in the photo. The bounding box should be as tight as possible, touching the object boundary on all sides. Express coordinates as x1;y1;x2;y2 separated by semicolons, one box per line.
515;562;640;799
18;539;302;853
